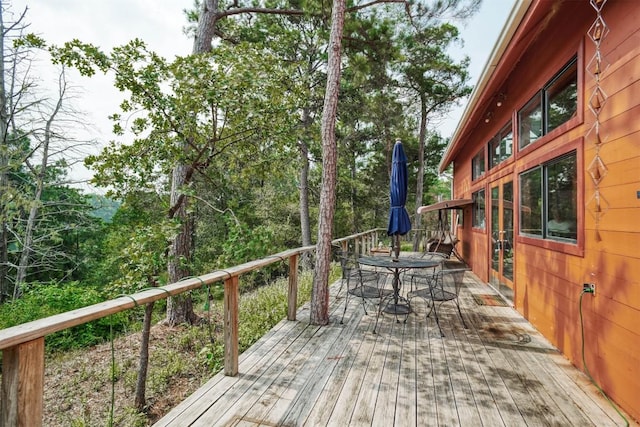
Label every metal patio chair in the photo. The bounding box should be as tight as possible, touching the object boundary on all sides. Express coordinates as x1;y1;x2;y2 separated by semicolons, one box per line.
407;267;469;337
339;255;393;324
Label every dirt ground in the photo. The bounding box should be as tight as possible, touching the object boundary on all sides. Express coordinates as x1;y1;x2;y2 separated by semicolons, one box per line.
43;318;222;426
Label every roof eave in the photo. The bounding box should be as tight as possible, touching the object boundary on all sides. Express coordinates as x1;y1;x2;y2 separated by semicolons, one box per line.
439;0;533;174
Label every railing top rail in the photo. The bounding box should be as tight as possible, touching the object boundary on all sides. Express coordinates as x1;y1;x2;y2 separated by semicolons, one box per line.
0;245;317;350
331;229;385;245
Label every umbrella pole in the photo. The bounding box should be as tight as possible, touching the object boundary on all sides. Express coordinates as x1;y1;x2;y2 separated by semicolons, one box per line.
394;235;400;259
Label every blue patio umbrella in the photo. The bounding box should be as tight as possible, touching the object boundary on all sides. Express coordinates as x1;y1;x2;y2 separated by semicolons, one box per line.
387;140;412;258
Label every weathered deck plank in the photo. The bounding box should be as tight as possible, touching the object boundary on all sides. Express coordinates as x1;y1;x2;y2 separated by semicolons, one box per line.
155;267;636;427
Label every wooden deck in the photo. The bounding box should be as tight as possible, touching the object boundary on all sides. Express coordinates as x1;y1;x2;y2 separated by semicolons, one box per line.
155;267;633;426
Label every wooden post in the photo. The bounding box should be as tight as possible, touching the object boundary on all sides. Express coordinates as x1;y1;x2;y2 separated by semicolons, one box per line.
1;338;45;427
223;275;239;376
287;254;298;321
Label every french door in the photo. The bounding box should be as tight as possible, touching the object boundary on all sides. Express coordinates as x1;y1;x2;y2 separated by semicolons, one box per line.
490;179;514;302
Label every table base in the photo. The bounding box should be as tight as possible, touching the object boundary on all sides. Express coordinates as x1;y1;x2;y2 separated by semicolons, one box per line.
383;302;411;316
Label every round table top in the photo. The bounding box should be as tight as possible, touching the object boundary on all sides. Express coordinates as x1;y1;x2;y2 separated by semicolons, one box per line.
357;256;440;269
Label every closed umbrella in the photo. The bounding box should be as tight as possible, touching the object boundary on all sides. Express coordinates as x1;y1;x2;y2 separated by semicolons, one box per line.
387;140;412;259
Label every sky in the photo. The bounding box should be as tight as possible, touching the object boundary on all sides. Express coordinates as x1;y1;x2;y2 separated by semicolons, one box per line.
10;0;516;191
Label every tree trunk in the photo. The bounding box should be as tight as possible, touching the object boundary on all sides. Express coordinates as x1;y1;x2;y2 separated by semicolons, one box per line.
298;107;312;269
412;97;428;251
165;163;198;325
135;301;155;411
349;148;357;232
0;3;9;302
310;0;345;326
192;0;218;54
299;140;311;246
15;71;66;297
164;0;217;324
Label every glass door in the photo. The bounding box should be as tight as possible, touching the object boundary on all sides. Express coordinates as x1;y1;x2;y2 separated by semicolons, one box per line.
490;180;514;301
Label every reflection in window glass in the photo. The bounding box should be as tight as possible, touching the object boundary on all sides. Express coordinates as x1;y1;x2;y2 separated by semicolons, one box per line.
472;189;485;229
519;151;577;242
472;148;485;180
518;56;577;150
489;122;513;168
518;94;543;149
520;168;542;237
547;60;578;133
546;154;577;240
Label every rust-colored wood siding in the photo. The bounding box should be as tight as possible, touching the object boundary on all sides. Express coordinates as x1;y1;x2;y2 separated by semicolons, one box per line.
451;1;640;421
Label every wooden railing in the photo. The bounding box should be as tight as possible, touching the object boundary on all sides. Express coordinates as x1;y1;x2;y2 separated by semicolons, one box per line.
0;229;384;427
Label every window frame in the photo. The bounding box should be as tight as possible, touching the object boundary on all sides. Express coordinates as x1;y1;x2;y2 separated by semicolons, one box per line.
518;56;578;151
516;138;584;256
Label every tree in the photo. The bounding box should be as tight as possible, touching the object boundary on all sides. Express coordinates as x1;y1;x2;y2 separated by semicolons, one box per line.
395;21;476;250
0;3;97;300
310;0;346;325
52;31;298;323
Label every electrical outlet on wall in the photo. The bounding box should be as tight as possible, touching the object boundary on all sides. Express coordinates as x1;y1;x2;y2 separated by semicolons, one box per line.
583;283;595;295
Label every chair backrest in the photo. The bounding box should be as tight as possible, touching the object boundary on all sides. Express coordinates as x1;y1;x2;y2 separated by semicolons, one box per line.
438;268;469;296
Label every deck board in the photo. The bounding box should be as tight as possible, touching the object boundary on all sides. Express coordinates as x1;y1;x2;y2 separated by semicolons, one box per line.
155;265;637;427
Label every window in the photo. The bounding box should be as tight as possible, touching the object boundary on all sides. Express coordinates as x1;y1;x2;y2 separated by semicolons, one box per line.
489;121;513;169
472;148;485;180
518;95;542;149
519;151;577;242
518;57;577;149
472;189;485;229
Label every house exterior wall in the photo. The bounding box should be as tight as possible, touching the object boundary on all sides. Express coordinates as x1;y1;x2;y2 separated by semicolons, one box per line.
450;1;640;421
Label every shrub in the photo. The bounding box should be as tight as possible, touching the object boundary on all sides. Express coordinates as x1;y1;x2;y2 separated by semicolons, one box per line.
0;282;128;352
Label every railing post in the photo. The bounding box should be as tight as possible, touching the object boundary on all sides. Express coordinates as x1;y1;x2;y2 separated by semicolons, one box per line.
223;275;239;376
287;254;298;321
1;338;45;427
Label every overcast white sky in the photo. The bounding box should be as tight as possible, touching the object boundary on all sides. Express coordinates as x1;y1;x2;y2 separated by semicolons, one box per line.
9;0;515;190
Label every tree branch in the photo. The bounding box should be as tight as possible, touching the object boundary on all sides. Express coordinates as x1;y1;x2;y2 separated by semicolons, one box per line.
216;7;306;20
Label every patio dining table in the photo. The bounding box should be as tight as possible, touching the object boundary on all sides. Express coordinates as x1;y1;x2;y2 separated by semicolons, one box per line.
358;256;440;316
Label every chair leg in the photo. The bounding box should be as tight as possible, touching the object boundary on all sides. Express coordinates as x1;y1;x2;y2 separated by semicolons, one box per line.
429;302;445;337
373;302;382;334
340;277;350;324
427;283;446;337
454;301;468;329
372;293;392;334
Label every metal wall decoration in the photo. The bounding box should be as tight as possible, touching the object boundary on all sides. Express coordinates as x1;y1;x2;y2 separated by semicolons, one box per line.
586;0;609;241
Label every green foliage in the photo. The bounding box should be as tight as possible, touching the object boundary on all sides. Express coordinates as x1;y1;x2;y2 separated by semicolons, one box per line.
0;282;128;351
14;33;46;49
87;194;121;222
88;192;171;293
237;269;315;351
51;38;298;201
217;216;275;268
196;267;336;371
106;220;177;296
